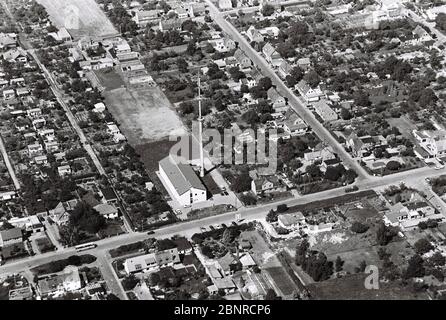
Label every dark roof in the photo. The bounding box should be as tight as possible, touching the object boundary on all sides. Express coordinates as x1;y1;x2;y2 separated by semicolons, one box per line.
101;187;117;201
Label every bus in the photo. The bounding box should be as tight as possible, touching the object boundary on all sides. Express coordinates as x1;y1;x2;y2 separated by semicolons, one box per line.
75;243;97;252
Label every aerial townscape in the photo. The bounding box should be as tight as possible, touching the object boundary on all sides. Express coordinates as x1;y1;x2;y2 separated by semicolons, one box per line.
0;0;446;303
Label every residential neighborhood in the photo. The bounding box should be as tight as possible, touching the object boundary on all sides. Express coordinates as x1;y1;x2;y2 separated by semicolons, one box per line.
1;0;446;303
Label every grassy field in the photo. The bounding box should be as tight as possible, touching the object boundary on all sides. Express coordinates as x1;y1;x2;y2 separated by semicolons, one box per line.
307;273;429;300
104;87;186;146
94;69;124;91
36;0;117;39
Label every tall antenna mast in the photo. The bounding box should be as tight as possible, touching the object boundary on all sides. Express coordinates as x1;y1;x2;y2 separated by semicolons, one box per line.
198;74;205;178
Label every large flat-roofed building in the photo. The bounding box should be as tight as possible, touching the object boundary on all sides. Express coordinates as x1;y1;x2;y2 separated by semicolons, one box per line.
159;156;207;206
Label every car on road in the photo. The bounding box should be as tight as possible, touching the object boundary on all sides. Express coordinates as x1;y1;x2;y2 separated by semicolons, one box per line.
147;231;155;235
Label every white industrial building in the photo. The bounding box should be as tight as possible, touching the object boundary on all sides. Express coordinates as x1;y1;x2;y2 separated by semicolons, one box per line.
159;156;207;207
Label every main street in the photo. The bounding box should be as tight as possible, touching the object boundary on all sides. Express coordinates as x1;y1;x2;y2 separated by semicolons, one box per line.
203;0;371;181
2;160;446;276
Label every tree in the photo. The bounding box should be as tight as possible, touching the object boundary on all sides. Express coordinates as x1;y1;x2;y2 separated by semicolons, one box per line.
340;108;352;120
356;260;367;273
435;12;446;32
350;221;369;234
265;289;281;300
232;173;252;193
266;209;278;222
386;160;401;171
304;71;320;89
430;252;445;267
276;204;288;213
122;274;139;291
148;273;161;286
414;238;434;255
376;222;397;246
403;255;425;279
176;58;188;73
261;4;275;17
335;256;344;272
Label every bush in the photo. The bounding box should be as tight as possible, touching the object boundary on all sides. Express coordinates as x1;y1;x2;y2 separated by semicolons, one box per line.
122;275;139;291
350;221;369;234
414;238;434;255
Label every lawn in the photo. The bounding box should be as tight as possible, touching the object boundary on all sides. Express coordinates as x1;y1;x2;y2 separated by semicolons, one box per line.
104;86;185;146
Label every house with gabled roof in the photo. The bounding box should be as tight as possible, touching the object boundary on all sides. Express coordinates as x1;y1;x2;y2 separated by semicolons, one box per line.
295;80;324;104
246;26;264;43
233;48;251;69
262;43;282;66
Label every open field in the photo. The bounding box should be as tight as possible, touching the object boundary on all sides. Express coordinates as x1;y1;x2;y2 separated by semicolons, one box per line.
307;273;430;300
36;0;117;39
94;69;124;91
104;86;186;146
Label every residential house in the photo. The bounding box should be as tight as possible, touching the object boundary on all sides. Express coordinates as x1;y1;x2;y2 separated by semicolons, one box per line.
281;113;308;136
123;248;180;274
219;0;233;10
251;175;283;195
296;57;311;70
0;33;17;50
93;203;119;219
295;80;324;104
49;199;79;226
8;216;44;234
224;37;237;51
313;100;338;122
346;133;388;157
159;18;185;32
413;130;446;158
267;87;286;110
277;212;306;230
0;228;23;247
278;60;293;79
134;10;160;26
57;165;71;177
233;49;251;69
412;25;433;44
37;266;82;298
172;237;193;255
384;201;443;230
262;43;282;66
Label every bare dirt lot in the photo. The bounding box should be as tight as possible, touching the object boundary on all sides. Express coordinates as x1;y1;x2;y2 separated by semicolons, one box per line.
36;0;117;39
104;86;186;146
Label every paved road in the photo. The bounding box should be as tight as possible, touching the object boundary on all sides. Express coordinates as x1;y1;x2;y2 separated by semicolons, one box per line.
29;50;134;233
29;50;107;176
2;161;446;275
204;0;371;181
401;5;446;47
0;135;21;190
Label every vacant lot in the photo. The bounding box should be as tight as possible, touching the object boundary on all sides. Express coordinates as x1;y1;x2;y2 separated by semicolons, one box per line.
36;0;117;39
104;86;186;146
94;69;124;91
307;273;429;300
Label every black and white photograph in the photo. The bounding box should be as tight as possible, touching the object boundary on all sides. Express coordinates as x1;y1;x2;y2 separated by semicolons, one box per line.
0;0;446;307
